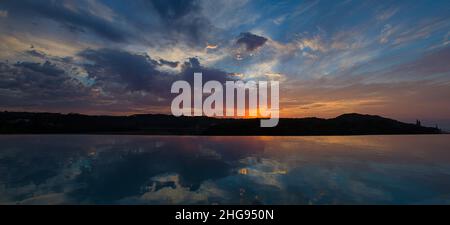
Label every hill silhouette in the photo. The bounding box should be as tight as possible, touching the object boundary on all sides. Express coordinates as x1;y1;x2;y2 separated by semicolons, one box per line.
0;111;441;135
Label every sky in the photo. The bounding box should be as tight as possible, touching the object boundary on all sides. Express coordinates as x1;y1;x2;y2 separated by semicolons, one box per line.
0;0;449;128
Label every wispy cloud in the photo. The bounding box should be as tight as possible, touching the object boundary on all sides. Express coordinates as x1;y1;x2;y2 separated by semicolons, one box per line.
0;0;449;126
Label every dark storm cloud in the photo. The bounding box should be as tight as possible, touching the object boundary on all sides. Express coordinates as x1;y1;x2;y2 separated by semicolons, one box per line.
180;57;237;84
158;59;179;68
14;61;65;77
25;49;74;64
236;32;268;51
78;48;238;95
0;0;127;42
0;45;239;114
0;61;90;108
79;48;166;93
0;40;241;113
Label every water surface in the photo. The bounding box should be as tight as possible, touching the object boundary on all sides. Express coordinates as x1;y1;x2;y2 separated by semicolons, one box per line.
0;135;449;204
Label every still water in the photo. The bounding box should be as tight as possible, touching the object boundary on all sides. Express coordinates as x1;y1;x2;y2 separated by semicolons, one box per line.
0;135;449;204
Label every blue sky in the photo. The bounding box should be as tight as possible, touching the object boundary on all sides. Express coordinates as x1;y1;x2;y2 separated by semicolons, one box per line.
0;0;449;128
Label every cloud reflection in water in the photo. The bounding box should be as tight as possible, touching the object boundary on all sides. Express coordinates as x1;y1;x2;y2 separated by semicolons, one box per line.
0;135;450;204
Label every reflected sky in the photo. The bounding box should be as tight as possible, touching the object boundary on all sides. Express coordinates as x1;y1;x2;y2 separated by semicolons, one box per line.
1;135;450;204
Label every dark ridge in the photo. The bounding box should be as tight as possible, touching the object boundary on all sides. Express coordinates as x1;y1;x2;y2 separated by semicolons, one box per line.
0;111;442;135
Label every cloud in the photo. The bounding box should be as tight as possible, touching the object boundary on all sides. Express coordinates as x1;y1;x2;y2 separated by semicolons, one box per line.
379;24;394;44
180;57;237;84
14;61;65;77
25;49;47;58
78;48;238;96
296;35;326;53
0;0;449;124
0;0;224;59
0;0;127;42
158;59;179;68
375;47;450;83
376;7;398;21
236;32;268;52
392;18;450;45
0;61;91;109
25;49;74;64
78;48;167;93
0;44;242;115
129;0;221;48
206;44;218;49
